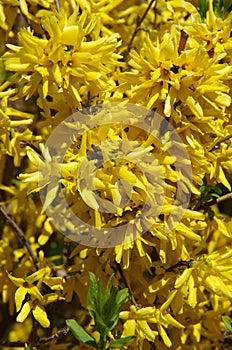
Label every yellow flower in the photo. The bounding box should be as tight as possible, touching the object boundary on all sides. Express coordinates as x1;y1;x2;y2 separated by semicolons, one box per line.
19;143;61;211
120;303;184;348
173;247;232;307
8;318;32;343
115;2;232;199
8;266;64;327
3;7;122;111
0;1;232;348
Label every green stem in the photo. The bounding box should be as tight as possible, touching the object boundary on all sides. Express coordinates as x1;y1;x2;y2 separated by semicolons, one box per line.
99;333;107;350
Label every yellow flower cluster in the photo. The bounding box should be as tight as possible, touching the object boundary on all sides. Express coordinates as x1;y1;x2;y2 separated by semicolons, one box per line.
0;0;232;349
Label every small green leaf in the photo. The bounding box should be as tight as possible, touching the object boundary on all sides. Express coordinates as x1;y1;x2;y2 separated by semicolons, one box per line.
116;288;129;309
211;192;220;198
199;185;206;194
87;272;98;307
66;319;97;348
24;345;32;350
222;316;232;333
110;336;136;348
106;274;115;295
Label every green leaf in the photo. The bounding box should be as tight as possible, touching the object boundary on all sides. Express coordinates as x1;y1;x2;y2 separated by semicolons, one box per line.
110;336;136;348
211;192;221;198
198;0;209;18
116;288;129;309
66;319;98;348
197;181;227;207
87;273;129;341
104;287;129;331
214;0;232;18
87;272;98;310
106;274;115;295
87;276;109;336
199;185;206;194
92;309;109;336
222;316;232;333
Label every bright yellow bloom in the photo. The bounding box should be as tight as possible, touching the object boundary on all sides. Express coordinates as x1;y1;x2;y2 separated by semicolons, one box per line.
120;303;184;348
0;1;232;349
8;266;64;327
2;7;122;112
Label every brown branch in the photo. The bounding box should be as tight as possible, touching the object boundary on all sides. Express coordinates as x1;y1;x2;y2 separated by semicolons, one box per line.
178;30;189;55
0;206;39;271
125;0;157;57
39;326;69;344
55;0;60;12
20;140;41;155
152;0;158;29
216;192;232;204
29;313;39;344
197;192;232;209
0;326;69;348
209;133;232;151
0;341;25;348
166;260;190;272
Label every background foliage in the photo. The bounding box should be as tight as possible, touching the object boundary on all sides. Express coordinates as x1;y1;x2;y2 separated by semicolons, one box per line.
0;0;232;349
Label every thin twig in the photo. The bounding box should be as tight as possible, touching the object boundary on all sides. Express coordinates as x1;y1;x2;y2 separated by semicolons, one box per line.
197;192;232;209
0;206;39;271
29;314;39;344
153;2;158;29
0;341;25;348
39;326;69;344
55;0;60;12
216;192;232;204
116;262;137;305
0;326;69;348
125;0;157;57
20;140;41;155
209;133;232;151
178;30;189;55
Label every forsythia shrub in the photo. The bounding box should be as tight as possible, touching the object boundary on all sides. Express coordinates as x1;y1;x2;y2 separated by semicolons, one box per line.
0;0;232;349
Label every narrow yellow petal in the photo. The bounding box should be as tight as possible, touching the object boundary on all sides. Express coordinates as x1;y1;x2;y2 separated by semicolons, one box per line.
138;320;156;341
15;286;28;312
32;304;50;328
158;324;172;348
19;0;28;16
43;276;63;290
193;322;201;342
186;95;203;119
188;274;197;308
26;267;48;284
136;307;156;318
8;274;25;287
175;268;193;289
160;290;178;312
204;275;232;298
16;302;31;323
29;286;44;301
42;183;59;212
164;314;185;329
81;189;99;210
